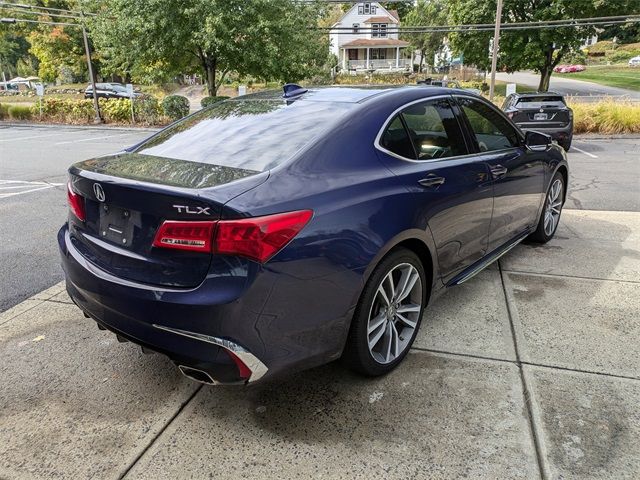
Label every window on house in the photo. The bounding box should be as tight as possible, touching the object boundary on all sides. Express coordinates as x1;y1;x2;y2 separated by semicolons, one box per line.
358;5;364;14
364;3;371;15
372;23;387;38
372;5;377;14
370;48;387;60
353;23;359;33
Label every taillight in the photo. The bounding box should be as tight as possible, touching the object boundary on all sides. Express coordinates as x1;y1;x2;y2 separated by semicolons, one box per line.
67;182;85;221
152;221;216;252
214;210;313;263
226;350;252;380
153;210;313;262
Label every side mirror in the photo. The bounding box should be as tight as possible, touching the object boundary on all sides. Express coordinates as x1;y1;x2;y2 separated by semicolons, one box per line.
524;130;552;152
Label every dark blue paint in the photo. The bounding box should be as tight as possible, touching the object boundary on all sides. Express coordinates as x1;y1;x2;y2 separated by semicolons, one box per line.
59;86;568;383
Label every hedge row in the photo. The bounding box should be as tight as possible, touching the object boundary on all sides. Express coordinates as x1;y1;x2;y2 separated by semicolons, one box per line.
0;95;188;125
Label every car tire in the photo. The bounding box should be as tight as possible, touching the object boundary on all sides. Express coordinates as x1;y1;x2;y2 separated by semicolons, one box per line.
342;248;428;376
561;137;572;151
528;171;565;243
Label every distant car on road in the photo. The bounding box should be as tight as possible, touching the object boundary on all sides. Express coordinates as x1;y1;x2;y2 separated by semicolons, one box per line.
502;92;573;151
553;64;586;73
84;83;140;100
629;56;640;67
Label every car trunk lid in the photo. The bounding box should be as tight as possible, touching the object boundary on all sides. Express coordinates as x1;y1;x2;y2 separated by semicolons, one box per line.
67;152;267;288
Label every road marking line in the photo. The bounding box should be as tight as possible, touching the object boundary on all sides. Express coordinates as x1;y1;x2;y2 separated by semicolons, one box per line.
54;132;138;145
572;146;598;158
0;180;64;186
0;132;70;143
0;185;56;198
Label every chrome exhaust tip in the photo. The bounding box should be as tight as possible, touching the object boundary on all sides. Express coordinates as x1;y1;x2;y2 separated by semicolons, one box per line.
178;365;217;385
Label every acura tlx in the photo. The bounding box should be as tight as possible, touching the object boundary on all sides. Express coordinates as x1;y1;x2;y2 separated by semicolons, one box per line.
59;84;568;385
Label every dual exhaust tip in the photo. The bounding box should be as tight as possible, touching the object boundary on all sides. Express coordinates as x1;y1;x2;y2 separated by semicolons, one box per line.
178;365;217;385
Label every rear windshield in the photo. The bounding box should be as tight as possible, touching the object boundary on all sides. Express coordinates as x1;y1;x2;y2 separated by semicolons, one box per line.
136;99;354;171
516;96;565;107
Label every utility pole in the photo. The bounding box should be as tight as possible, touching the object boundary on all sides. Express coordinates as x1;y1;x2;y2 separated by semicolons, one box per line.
488;0;503;101
81;13;102;123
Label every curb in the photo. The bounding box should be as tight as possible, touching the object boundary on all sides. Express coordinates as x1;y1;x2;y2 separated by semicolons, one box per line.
574;134;640;140
0;121;161;133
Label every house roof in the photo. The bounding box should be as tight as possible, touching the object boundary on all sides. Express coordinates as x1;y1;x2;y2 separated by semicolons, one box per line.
388;10;400;21
341;38;409;48
363;16;398;24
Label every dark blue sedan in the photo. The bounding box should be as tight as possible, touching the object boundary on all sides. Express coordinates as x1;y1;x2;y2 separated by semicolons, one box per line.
59;85;568;385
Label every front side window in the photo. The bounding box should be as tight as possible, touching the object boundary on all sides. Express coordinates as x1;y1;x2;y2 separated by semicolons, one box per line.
457;97;520;152
380;99;467;160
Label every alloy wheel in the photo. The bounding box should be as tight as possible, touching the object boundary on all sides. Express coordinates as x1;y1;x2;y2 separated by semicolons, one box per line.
367;263;423;364
544;178;563;236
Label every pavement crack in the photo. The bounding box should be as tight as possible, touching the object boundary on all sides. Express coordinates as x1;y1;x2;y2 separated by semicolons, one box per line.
499;261;548;480
118;384;203;480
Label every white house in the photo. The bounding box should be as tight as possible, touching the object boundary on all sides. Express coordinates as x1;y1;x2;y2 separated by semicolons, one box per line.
329;2;411;73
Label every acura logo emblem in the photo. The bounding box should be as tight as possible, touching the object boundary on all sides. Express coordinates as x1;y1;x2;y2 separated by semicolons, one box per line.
93;183;106;202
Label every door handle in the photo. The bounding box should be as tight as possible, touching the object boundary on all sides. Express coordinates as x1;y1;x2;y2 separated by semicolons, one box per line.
490;165;508;179
418;174;446;188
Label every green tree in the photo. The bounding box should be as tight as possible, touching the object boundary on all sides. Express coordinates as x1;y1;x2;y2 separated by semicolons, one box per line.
448;0;636;91
403;0;448;72
0;28;32;78
91;0;329;95
28;25;86;82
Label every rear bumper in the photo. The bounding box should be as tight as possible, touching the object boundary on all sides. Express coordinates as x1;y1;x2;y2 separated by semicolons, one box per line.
518;124;573;143
58;224;358;384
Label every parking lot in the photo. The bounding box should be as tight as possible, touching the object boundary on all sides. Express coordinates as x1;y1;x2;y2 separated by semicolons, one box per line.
1;125;639;479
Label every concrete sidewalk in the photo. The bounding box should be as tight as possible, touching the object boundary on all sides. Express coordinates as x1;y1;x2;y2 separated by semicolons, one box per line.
1;209;638;479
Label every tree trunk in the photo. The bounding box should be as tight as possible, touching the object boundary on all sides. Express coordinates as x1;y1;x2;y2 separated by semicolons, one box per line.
537;44;558;92
419;49;425;73
198;50;217;97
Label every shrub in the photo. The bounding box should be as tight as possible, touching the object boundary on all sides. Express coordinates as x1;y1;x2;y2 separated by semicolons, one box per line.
134;95;163;124
569;100;640;134
99;98;132;123
200;96;229;108
0;103;9;119
8;104;32;120
162;95;190;120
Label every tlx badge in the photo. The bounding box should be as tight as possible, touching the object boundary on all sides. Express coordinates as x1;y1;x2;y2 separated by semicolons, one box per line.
172;205;211;215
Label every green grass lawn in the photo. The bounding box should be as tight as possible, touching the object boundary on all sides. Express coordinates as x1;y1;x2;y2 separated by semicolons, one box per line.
557;65;640;91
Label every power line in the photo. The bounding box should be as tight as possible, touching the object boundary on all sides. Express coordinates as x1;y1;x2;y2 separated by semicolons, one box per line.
323;14;640;32
0;1;96;16
0;5;84;20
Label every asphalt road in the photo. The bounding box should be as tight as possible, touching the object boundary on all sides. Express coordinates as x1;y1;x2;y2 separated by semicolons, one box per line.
0;125;638;313
496;71;640;99
0;125;152;312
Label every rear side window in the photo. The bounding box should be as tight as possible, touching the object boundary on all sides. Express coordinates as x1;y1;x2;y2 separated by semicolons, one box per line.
380;116;414;159
379;98;467;160
136;99;354;171
458;98;520;152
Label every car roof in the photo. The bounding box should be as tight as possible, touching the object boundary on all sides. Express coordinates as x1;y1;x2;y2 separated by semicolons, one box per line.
236;85;473;104
510;91;564;98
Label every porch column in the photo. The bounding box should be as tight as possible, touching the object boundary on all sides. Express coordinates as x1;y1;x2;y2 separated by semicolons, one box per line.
395;47;400;68
342;49;347;70
366;47;370;69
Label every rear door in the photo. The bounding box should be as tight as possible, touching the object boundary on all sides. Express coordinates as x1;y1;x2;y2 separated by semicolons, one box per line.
454;96;545;252
376;97;493;283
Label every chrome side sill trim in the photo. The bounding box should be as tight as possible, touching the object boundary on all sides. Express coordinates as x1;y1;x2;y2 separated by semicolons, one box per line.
152;324;268;383
448;230;531;286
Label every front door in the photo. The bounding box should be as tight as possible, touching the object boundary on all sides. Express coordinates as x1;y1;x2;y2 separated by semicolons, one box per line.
455;96;545;251
376;97;494;283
